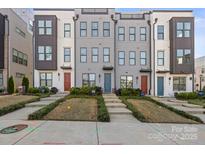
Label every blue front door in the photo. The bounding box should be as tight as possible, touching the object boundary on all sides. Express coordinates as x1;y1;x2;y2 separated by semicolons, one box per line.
104;73;111;93
157;77;164;96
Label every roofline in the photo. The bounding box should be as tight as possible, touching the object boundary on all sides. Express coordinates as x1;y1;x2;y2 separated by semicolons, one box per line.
33;8;75;11
152;10;193;13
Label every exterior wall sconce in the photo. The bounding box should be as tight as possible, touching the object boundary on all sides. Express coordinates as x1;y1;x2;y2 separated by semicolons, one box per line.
190;77;192;80
168;77;171;85
58;73;60;81
99;74;101;83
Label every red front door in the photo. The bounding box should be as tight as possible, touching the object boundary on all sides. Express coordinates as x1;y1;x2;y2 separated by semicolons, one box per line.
64;73;71;91
141;75;148;95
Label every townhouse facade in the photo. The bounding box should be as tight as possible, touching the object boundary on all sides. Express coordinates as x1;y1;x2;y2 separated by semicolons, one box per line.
195;56;205;91
0;9;33;91
33;8;195;96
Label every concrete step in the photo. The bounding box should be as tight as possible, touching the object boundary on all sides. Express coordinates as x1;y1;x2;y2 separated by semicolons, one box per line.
174;106;205;114
103;96;119;99
106;103;126;108
108;108;132;115
182;103;203;108
105;99;122;103
26;100;54;107
40;97;60;101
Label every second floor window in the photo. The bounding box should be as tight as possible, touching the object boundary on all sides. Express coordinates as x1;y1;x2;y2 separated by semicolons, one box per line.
38;20;52;35
129;27;136;41
64;23;71;37
129;51;136;65
80;48;87;63
157;50;164;66
12;48;27;66
177;22;191;38
157;25;164;40
92;48;99;63
103;48;110;63
80;22;87;37
103;22;110;37
0;71;3;86
91;22;98;37
140;27;146;41
38;46;52;61
118;27;125;41
140;51;146;65
64;48;71;62
118;51;125;65
177;49;191;64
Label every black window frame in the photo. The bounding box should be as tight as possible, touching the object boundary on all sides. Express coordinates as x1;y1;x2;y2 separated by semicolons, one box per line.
118;51;125;65
91;47;99;63
118;27;125;41
40;72;53;87
91;22;99;37
173;77;186;91
176;22;191;38
0;71;3;87
80;22;87;37
12;48;28;66
140;51;147;65
82;73;96;87
120;75;133;88
177;49;191;64
157;25;164;40
103;47;110;63
157;50;164;66
38;20;52;35
38;46;52;61
64;23;71;38
64;48;71;62
129;27;136;41
103;22;110;37
80;47;87;63
129;51;136;65
140;27;146;41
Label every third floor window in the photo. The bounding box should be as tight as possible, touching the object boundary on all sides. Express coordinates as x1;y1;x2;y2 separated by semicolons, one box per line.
103;22;110;37
140;27;146;41
91;22;99;37
38;20;52;35
129;27;136;41
80;22;87;37
176;22;191;38
118;27;125;41
38;46;52;61
177;49;191;64
64;23;71;38
157;25;164;40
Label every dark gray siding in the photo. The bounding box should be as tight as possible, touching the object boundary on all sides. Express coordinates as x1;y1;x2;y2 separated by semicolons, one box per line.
0;13;5;69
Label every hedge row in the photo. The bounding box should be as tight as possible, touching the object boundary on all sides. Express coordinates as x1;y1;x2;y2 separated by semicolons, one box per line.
175;92;198;100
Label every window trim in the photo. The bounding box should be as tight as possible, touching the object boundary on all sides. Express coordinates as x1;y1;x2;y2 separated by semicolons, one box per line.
82;73;96;87
176;22;191;38
64;23;71;38
38;46;52;61
12;48;28;66
64;48;71;62
140;51;147;65
91;21;99;37
157;25;164;40
129;51;136;65
118;51;125;65
120;75;133;88
173;77;186;91
80;22;87;37
118;27;125;41
80;47;87;63
16;27;26;38
103;47;110;63
91;47;99;63
129;27;136;41
38;20;52;35
176;49;191;64
140;27;146;41
157;50;164;66
40;72;53;87
103;22;110;37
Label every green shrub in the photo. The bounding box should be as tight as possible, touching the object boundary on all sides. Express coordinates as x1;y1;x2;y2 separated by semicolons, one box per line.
80;86;90;95
70;87;81;95
175;92;198;100
28;87;40;94
7;76;14;94
96;96;110;122
22;77;29;93
120;88;141;96
50;87;58;94
70;86;102;96
38;86;50;93
0;87;5;93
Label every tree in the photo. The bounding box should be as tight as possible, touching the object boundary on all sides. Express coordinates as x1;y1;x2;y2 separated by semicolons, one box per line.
7;76;14;94
22;76;29;93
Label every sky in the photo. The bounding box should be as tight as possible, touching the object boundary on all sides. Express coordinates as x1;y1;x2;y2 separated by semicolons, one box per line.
116;8;205;58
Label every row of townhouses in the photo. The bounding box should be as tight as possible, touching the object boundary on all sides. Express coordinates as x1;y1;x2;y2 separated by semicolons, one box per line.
0;8;195;96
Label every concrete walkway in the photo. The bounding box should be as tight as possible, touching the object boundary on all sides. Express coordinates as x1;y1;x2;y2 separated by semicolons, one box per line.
103;94;139;123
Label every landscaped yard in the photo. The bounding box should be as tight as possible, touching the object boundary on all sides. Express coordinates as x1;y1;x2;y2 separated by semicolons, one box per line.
0;95;38;109
43;98;98;121
188;99;205;107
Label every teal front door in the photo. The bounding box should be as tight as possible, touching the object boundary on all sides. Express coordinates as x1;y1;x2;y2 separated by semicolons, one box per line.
157;77;164;96
104;73;111;93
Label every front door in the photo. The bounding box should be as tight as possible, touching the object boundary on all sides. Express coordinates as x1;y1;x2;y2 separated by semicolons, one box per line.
64;73;71;91
157;77;164;96
141;75;148;95
104;73;111;93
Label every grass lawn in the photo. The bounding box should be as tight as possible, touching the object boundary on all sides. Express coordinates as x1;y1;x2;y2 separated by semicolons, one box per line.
188;99;205;107
126;98;199;124
43;98;98;121
0;95;38;109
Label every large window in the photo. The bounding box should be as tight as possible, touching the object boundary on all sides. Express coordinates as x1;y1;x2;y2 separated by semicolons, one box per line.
82;73;96;87
80;48;87;63
177;22;191;38
38;20;52;35
12;49;28;66
92;48;98;63
177;49;191;64
38;46;52;61
173;77;186;91
129;27;136;41
140;51;146;65
118;27;125;41
0;71;3;87
157;50;164;66
103;48;110;63
129;51;136;65
91;22;98;37
118;51;125;65
80;22;87;37
64;48;71;62
120;76;133;88
16;27;26;38
103;22;110;37
64;23;71;38
140;27;146;41
40;73;52;87
157;25;164;40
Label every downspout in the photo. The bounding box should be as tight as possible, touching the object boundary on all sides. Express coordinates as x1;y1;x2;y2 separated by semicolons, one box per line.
147;19;151;95
32;20;35;87
73;14;79;87
4;15;9;89
153;18;158;96
111;14;117;92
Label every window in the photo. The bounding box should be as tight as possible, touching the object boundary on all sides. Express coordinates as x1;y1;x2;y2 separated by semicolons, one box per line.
118;51;125;65
157;25;164;40
0;71;3;87
201;68;205;74
103;48;110;63
129;27;136;41
91;22;98;37
129;51;136;65
118;27;125;41
40;73;52;87
64;23;71;37
177;22;191;38
38;20;52;35
157;51;164;66
80;48;87;63
82;73;96;87
120;76;133;88
64;48;71;62
140;51;146;65
103;22;110;37
12;49;27;66
140;27;146;41
173;77;186;91
92;48;98;63
177;49;191;64
38;46;52;61
16;72;25;78
16;27;25;38
80;22;87;37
